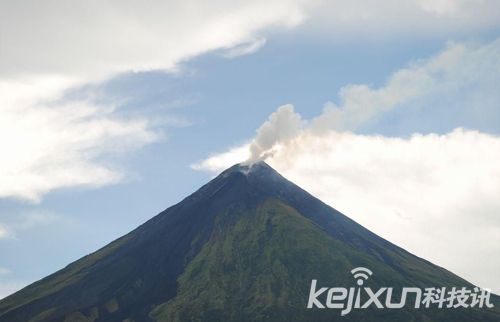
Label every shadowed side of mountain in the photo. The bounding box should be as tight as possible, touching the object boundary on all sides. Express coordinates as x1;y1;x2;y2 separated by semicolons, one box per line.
0;166;267;322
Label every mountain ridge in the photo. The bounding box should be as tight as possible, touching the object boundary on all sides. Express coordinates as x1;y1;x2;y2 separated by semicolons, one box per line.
0;161;498;321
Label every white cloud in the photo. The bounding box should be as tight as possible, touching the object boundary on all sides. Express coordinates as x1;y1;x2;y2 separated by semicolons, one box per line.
0;0;310;201
0;212;58;240
2;0;498;81
223;38;268;58
0;225;8;239
312;38;500;132
192;144;250;173
276;129;500;293
1;0;497;79
307;0;500;40
0;1;306;79
0;76;158;202
0;268;11;275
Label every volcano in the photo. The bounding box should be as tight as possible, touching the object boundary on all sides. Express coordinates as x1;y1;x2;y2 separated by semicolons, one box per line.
0;161;498;321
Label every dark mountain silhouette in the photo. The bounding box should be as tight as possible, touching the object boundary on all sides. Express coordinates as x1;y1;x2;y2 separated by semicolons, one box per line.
0;161;498;321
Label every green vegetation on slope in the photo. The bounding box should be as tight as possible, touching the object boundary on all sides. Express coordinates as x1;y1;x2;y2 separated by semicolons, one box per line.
150;198;500;322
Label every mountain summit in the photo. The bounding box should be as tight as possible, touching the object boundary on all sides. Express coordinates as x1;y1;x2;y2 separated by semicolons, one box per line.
0;162;498;321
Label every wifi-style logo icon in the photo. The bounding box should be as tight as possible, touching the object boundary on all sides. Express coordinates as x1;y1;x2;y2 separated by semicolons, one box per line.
351;267;373;286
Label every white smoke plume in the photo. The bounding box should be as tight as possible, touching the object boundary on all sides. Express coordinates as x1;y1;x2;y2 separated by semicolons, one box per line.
248;104;304;162
240;38;500;164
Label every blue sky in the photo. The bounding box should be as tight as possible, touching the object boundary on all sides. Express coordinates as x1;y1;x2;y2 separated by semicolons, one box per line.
1;0;500;297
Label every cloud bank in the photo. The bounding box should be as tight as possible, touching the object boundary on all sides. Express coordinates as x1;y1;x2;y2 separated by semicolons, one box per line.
0;76;160;202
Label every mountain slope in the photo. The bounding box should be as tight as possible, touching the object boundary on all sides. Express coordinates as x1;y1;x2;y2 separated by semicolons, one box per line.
0;162;498;322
